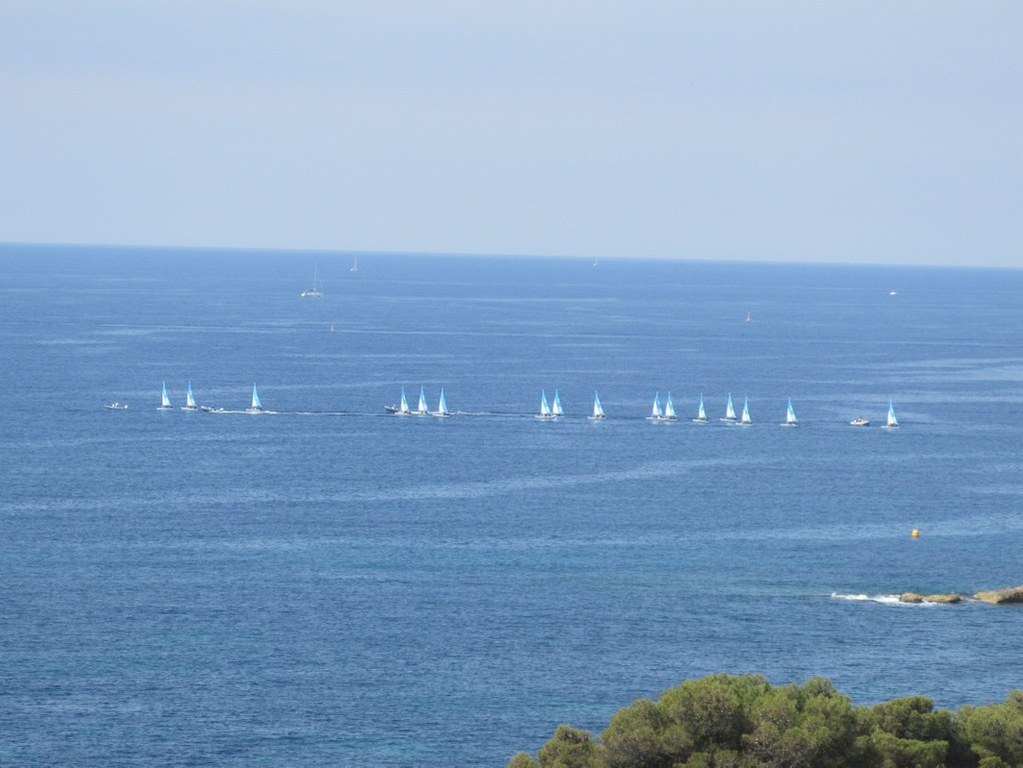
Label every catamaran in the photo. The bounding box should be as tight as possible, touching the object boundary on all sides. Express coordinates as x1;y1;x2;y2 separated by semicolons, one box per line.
647;392;664;421
739;397;753;426
415;386;429;416
780;398;799;427
551;390;564;418
882;400;900;429
692;394;709;424
247;384;265;413
432;389;450;418
663;392;678;421
589;390;605;421
300;266;323;297
182;381;199;411
536;390;554;420
158;382;172;410
721;393;737;422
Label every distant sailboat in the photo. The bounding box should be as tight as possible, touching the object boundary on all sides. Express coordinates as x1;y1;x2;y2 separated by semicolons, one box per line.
536;390;554;419
663;392;677;421
692;394;709;424
589;390;605;421
415;386;429;416
391;386;411;415
745;311;752;323
432;389;450;418
182;381;199;411
647;392;664;422
739;396;753;426
158;382;172;410
780;398;799;427
300;265;323;297
721;393;737;422
247;384;264;413
350;258;359;273
882;400;900;429
551;390;564;418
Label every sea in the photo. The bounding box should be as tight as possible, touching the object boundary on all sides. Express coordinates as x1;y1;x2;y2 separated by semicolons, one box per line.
2;243;1022;767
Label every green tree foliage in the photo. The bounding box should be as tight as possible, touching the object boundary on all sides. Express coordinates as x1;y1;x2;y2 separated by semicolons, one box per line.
508;675;1023;768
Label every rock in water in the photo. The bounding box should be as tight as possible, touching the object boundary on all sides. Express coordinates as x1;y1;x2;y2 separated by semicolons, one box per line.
974;586;1023;604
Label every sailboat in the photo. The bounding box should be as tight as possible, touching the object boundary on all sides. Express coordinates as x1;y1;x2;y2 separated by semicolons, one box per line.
158;382;172;410
432;389;450;418
663;392;678;421
739;397;753;426
415;386;429;416
882;400;900;429
780;398;799;427
300;266;323;297
350;258;359;273
247;384;265;413
721;393;737;422
692;394;709;424
745;311;752;323
182;381;199;411
387;386;412;415
588;390;605;421
551;390;564;418
536;390;554;420
647;392;664;422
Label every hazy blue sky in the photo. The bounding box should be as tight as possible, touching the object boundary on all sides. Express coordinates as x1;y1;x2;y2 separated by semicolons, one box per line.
1;2;1020;266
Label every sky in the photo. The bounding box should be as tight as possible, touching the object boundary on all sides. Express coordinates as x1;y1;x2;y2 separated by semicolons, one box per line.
1;1;1021;267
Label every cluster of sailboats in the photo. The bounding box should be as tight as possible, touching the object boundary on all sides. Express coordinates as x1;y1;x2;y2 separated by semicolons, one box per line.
157;381;267;414
385;386;451;418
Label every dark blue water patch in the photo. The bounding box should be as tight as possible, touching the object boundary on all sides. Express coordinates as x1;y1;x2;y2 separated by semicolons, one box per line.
2;244;1022;766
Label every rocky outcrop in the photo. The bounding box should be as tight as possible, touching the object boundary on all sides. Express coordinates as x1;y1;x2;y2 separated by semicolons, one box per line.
973;586;1023;604
899;593;963;604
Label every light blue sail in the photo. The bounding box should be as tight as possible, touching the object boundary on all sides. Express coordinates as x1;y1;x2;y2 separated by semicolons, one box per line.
250;384;263;411
160;382;171;409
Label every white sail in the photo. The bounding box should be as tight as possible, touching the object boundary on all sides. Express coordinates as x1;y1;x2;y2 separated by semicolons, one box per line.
300;265;323;297
591;390;605;419
723;393;736;421
399;387;411;414
433;389;450;417
350;258;359;272
884;400;900;428
695;395;707;422
250;384;263;411
664;393;677;420
184;381;198;410
648;392;663;420
740;396;752;425
416;386;429;415
160;382;172;409
782;398;798;426
538;390;552;418
552;390;564;417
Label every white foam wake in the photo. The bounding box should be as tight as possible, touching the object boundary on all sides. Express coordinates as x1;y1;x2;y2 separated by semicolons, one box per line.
830;592;941;607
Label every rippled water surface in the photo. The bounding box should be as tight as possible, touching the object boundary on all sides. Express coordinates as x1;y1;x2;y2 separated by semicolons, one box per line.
2;245;1022;766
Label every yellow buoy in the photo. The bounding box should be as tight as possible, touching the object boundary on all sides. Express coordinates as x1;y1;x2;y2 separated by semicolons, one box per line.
911;529;920;539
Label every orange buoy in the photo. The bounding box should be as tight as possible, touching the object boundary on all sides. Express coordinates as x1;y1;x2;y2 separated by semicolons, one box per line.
911;529;920;539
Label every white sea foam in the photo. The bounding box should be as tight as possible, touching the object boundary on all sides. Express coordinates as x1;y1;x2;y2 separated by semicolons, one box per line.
830;592;943;607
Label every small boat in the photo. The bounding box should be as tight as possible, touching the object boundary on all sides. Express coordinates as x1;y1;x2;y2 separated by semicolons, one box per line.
105;402;128;410
247;384;265;413
182;381;199;411
158;382;172;410
889;290;898;296
721;393;737;423
300;265;323;297
780;398;799;427
199;405;225;413
388;387;412;415
432;389;451;418
745;311;752;323
536;390;554;420
350;258;359;273
692;394;709;424
588;390;606;421
739;396;753;426
551;390;564;418
647;392;664;421
881;400;900;429
329;324;335;332
415;386;429;416
663;392;677;421
850;416;870;427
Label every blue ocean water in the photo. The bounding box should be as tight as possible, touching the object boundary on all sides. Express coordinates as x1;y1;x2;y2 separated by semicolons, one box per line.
1;244;1022;767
